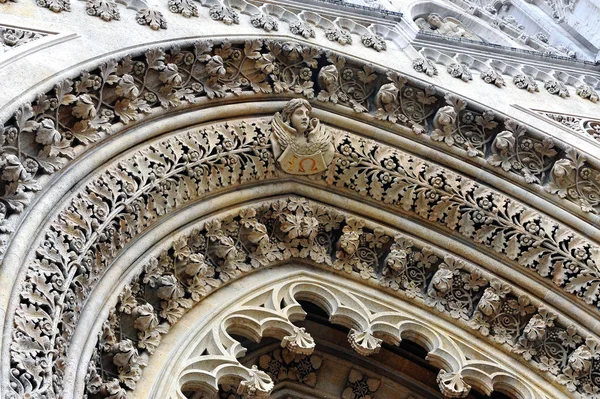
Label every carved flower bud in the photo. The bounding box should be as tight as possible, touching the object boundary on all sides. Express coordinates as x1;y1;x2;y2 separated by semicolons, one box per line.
433;106;455;131
493;130;515;152
436;370;471;398
523;314;547;341
477;287;501;316
158;64;181;86
35;118;61;145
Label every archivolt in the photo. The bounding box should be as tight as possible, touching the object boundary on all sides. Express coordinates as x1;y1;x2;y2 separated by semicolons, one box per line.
3;36;600;399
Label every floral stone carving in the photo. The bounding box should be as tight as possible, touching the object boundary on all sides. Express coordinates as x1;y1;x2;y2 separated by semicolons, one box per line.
480;69;505;87
342;369;381;399
412;57;438;77
281;326;315;355
576;84;599;102
513;74;539;92
271;98;334;174
544;80;569;97
237;365;273;398
258;348;322;387
437;370;471;398
447;63;472;82
1;26;47;52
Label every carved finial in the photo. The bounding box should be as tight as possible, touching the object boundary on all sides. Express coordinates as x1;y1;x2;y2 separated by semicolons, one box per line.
281;326;316;355
270;99;335;175
436;370;471;398
237;365;274;398
348;328;382;356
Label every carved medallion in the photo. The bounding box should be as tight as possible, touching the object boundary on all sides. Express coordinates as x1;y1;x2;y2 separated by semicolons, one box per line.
271;99;334;175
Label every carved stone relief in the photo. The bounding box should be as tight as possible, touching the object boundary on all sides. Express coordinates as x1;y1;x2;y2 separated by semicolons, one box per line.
0;26;48;53
87;248;561;399
414;13;482;41
271;99;334;175
6;37;600;399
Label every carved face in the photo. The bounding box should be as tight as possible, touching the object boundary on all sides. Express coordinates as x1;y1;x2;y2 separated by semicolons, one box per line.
428;15;442;28
290;105;310;135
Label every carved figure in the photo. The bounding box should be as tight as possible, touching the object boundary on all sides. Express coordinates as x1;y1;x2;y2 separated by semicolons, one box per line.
271;99;335;175
415;13;482;41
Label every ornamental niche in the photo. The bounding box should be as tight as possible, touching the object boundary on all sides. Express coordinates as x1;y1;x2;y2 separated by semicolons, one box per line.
271;98;334;174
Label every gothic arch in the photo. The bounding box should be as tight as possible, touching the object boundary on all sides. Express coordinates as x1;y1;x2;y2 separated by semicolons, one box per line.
2;35;600;399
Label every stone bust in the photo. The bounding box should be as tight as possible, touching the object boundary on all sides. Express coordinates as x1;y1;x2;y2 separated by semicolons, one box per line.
416;13;482;41
271;99;335;175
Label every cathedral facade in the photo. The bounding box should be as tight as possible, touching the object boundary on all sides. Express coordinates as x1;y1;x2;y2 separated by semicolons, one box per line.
1;0;600;398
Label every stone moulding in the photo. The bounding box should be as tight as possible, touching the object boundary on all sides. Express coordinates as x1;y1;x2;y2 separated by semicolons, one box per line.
2;36;600;264
8;111;600;398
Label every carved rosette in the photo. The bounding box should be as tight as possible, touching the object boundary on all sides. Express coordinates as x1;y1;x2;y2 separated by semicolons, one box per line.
361;34;386;51
168;0;198;18
209;5;239;25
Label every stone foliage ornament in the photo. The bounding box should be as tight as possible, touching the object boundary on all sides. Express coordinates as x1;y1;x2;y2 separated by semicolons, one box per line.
36;0;70;12
361;33;386;51
513;74;539;92
289;20;315;38
447;63;472;82
250;13;278;32
168;0;198;18
325;27;352;45
86;0;120;21
544;80;569;97
271;99;334;175
136;8;167;29
576;84;599;102
412;57;438;77
209;5;239;25
437;370;471;398
0;26;47;52
258;348;322;388
480;69;505;87
342;369;381;399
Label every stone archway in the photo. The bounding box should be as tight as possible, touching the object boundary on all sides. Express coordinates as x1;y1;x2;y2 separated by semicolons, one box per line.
2;36;600;399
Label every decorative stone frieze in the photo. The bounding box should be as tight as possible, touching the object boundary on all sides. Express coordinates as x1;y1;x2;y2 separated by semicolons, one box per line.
250;13;278;32
1;26;47;52
544;79;569;97
5;37;600;268
36;0;70;12
412;57;438;77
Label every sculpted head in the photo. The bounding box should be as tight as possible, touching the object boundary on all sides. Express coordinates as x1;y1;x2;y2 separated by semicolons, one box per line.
282;98;312;136
427;13;443;28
